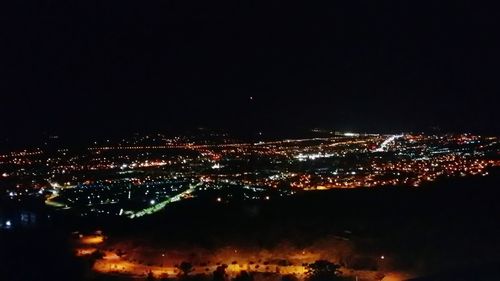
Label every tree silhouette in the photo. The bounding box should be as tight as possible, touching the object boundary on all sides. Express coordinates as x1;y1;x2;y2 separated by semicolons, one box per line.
159;273;170;281
177;261;194;277
306;260;342;281
232;271;253;281
213;264;228;281
146;271;156;281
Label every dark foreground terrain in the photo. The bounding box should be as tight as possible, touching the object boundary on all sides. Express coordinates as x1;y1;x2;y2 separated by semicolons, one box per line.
1;169;500;281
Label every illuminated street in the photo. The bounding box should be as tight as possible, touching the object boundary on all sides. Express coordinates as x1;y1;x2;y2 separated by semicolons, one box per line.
2;2;499;280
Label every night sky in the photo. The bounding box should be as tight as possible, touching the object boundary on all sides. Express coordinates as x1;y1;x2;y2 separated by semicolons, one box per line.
1;1;499;142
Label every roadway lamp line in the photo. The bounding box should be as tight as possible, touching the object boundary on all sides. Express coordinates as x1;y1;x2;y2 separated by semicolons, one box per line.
125;182;202;219
374;134;404;152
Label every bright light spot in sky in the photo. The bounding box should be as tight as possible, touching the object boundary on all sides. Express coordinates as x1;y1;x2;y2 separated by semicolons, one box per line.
6;220;11;227
150;200;155;205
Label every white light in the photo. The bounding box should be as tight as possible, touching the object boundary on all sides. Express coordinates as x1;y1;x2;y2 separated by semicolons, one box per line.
375;134;404;152
6;220;11;227
150;200;156;205
344;132;358;137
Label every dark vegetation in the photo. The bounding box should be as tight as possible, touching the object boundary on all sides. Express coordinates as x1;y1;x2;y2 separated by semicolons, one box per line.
112;170;500;274
1;169;499;280
0;227;88;281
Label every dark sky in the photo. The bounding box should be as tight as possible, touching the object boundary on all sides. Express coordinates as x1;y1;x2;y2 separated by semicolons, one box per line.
1;1;499;141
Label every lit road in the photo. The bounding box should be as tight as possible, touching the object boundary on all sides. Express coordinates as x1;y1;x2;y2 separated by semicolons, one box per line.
77;234;414;281
381;272;415;281
374;134;404;152
126;182;202;219
44;192;65;208
91;251;413;281
93;250;309;278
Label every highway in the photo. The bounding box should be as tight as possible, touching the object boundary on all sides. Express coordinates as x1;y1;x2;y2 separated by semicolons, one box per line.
374;134;404;152
126;182;202;219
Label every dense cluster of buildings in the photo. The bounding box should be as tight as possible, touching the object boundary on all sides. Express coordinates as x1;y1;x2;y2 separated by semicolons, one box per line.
0;132;498;218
